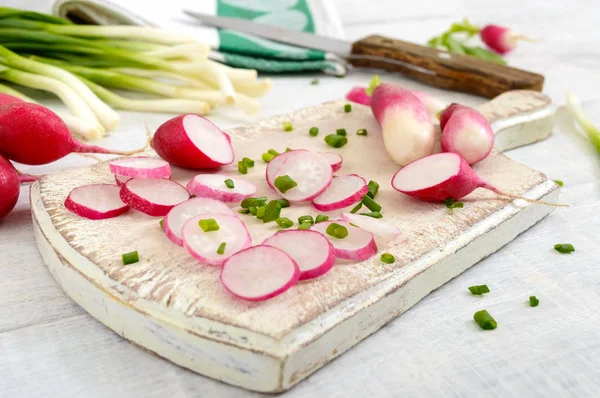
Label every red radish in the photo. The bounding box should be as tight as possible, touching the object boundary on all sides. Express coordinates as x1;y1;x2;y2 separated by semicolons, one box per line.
151;113;234;169
318;152;343;172
391;152;565;206
183;213;251;266
480;25;536;55
439;103;467;130
0;103;143;166
114;175;131;187
312;174;368;211
347;86;446;119
0;92;24;106
265;149;306;189
65;184;129;220
263;230;335;280
0;154;19;220
164;197;236;246
346;86;371;106
220;245;300;301
109;157;171;179
341;212;401;242
441;106;494;165
120;178;190;216
272;151;332;202
371;84;435;166
311;220;378;261
186;174;257;203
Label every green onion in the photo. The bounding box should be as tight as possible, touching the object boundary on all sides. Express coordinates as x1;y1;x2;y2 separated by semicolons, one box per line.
309;127;319;136
276;217;294;229
566;93;600;155
380;253;395;264
274;175;297;193
297;215;314;225
256;206;266;219
198;218;219;232
238;209;250;214
262;152;275;163
325;223;348;239
159;219;164;229
311;79;319;85
217;242;227;255
473;310;497;330
240;196;267;208
224;178;235;189
529;296;539;307
298;222;312;230
554;243;575;253
553;180;564;187
444;198;464;209
365;75;380;96
349;223;359;228
367;180;379;199
283;121;293;132
237;161;248;175
344;103;352;113
285;147;293;152
268;149;280;156
336;128;347;136
249;206;257;215
122;251;139;265
360;211;382;219
468;285;490;295
242;157;255;168
315;214;329;223
272;199;290;208
350;202;362;214
324;134;348;148
262;201;282;223
362;195;382;212
357;128;368;136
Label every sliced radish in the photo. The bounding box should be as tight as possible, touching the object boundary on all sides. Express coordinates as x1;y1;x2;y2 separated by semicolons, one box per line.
265;149;306;189
312;174;368;211
318;152;343;172
341;212;401;242
109;157;171;179
114;175;131;187
183;213;251;266
186;174;257;203
164;197;236;246
263;230;335;280
120;178;189;217
272;151;332;202
311;220;378;261
65;184;129;220
220;245;300;301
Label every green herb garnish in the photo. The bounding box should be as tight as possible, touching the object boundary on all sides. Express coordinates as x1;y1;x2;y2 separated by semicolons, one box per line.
262;201;282;223
238;209;250;214
362;195;382;212
445;198;464;209
473;310;497;330
285;147;293;152
309;127;319;136
360;211;382;219
325;223;348;239
315;214;329;223
298;222;312;230
262;152;275;163
224;179;235;189
529;296;539;307
350;202;362;214
283;121;293;132
324;134;348;148
367;180;379;199
256;206;266;219
122;251;139;265
273;199;290;208
241;196;267;208
198;218;219;232
336;128;347;136
237;160;248;174
380;253;395;264
553;180;564;187
249;206;257;215
159;219;164;229
311;79;319;85
554;243;575;253
217;242;226;255
274;175;297;193
468;285;490;295
357;128;368;136
242;157;255;168
268;149;280;156
365;75;381;96
344;104;352;113
276;217;294;229
297;215;314;225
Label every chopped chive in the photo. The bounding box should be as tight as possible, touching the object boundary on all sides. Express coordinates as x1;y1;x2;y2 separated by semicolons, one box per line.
217;242;227;255
336;128;347;136
273;199;290;208
335;74;345;79
380;253;395;264
468;285;490;295
285;147;293;152
367;180;379;199
276;217;294;229
344;104;352;113
238;209;250;214
311;79;319;85
262;201;282;223
350;202;362;213
268;149;280;156
315;214;329;223
237;160;248;174
298;222;312;230
297;215;314;225
224;178;235;189
309;127;319;136
256;206;266;219
242;157;255;167
529;296;540;307
324;134;348;148
240;196;267;208
553;179;564;187
274;175;297;193
360;211;382;219
325;222;348;239
349;223;359;227
365;75;380;96
473;310;497;330
283;121;293;132
554;243;575;253
357;128;368;136
159;219;164;229
362;195;382;212
198;218;219;232
445;198;464;209
262;152;275;163
122;251;139;265
249;206;257;215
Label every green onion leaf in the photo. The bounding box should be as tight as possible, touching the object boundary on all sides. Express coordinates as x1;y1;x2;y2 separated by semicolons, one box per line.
357;128;368;136
276;217;294;229
360;211;382;219
297;215;314;225
325;223;348;239
237;161;248;175
566;93;600;154
380;253;395;264
444;198;464;209
224;179;235;189
262;201;282;223
283;121;293;132
362;195;382;212
274;175;297;193
336;128;347;136
217;242;227;255
468;285;490;295
198;218;219;232
344;103;352;113
242;157;255;167
324;134;348;148
298;222;312;230
256;206;266;219
309;127;319;136
238;209;250;214
529;296;539;307
365;75;381;96
315;214;329;223
262;152;275;163
554;243;575;253
350;202;362;214
473;310;497;330
367;180;379;199
553;179;564;187
122;251;139;265
241;197;267;208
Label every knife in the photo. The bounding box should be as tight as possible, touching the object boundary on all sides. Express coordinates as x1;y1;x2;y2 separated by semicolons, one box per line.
183;10;544;99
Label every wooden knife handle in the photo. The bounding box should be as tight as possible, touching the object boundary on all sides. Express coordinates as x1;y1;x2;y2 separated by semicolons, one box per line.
350;35;544;98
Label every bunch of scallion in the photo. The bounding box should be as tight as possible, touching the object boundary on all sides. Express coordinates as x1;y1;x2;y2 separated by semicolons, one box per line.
0;7;271;139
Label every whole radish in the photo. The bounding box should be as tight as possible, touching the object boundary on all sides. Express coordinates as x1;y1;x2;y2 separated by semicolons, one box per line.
0;154;20;220
347;86;446;118
441;106;494;165
0;103;144;165
439;103;467;130
480;24;536;55
0;92;24;106
371;83;435;166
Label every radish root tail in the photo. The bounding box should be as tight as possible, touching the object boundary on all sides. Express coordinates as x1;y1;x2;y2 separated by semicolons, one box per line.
484;185;568;207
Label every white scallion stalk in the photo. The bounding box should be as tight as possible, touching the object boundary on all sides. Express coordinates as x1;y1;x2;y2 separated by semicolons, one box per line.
144;43;210;61
44;25;195;45
233;79;272;98
566;92;600;154
110;67;215;90
208;60;258;84
172;60;236;104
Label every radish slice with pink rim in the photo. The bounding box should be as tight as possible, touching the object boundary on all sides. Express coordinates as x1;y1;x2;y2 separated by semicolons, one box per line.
341;212;401;242
65;184;129;220
164;197;236;246
272;151;332;202
263;230;335;280
109;157;171;179
115;175;131;187
220;245;300;301
318;152;343;172
312;174;367;211
186;174;257;203
120;178;189;216
311;220;378;261
265;149;306;189
183;213;251;266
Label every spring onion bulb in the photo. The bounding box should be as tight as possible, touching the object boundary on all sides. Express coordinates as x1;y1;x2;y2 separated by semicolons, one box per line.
173;61;236;104
144;43;211;61
111;68;215;90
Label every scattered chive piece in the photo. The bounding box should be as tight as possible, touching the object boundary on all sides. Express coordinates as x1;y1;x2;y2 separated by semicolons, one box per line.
217;242;227;255
285;147;293;152
224;179;235;189
268;149;280;156
249;206;257;215
336;128;347;136
311;79;319;85
262;201;282;223
444;198;464;209
241;196;267;208
553;180;564;187
256;206;266;219
276;217;294;229
344;103;352;113
274;175;297;193
468;285;490;295
262;152;275;163
380;253;395;264
283;121;293;132
122;251;139;265
349;222;359;227
325;222;349;239
324;134;348;148
198;218;220;232
159;219;164;229
357;128;368;136
529;296;539;307
298;215;314;225
365;74;381;96
350;202;363;214
360;211;382;219
298;222;312;230
367;180;380;199
315;214;329;223
335;74;345;79
473;310;497;330
309;127;319;136
273;199;290;208
554;243;575;253
238;209;250;214
237;160;248;174
242;157;255;167
362;195;382;212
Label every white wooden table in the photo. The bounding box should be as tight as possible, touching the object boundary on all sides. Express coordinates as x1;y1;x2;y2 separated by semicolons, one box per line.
2;1;600;397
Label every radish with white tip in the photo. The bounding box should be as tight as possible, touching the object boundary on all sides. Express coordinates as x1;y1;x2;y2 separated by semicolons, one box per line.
220;245;300;301
120;178;190;216
186;174;257;203
341;212;401;242
311;220;378;261
183;213;251;266
480;25;537;55
346;86;446;119
441;106;494;165
272;151;332;202
65;184;129;220
263;230;335;280
265;149;306;189
164;197;236;246
439;103;467;130
318;152;343;172
312;174;368;211
109;157;171;179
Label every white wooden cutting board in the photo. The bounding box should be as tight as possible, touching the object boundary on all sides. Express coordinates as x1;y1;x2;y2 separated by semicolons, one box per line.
31;90;558;393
